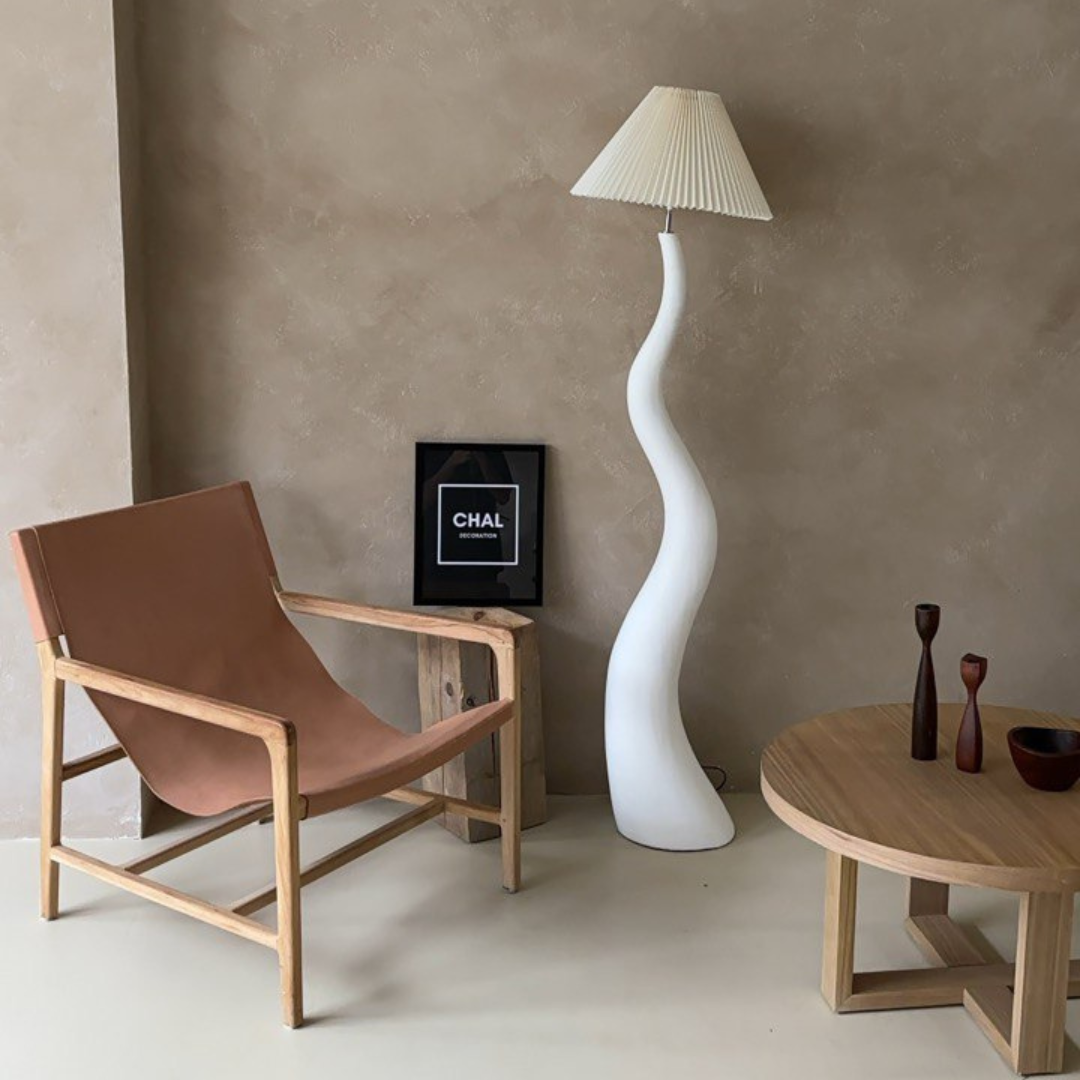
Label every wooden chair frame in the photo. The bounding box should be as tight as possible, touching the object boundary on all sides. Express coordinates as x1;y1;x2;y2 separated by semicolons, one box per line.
37;581;523;1028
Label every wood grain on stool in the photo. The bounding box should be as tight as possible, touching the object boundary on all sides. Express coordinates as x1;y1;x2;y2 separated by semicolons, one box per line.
418;607;545;843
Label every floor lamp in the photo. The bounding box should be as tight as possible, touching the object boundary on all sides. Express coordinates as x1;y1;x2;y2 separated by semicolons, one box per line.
572;86;772;851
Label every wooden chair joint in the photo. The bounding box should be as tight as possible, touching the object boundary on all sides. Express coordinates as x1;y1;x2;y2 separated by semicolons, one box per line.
384;785;502;825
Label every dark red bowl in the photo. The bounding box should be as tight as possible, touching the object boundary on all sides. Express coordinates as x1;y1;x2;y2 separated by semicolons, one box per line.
1007;727;1080;792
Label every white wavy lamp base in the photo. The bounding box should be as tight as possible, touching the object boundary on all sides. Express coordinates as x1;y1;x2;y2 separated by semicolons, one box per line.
604;230;735;852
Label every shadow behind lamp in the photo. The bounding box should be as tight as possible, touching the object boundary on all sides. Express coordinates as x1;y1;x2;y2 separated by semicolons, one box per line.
571;87;772;850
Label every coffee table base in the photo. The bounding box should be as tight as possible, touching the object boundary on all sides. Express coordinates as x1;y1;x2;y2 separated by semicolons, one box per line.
822;853;1077;1076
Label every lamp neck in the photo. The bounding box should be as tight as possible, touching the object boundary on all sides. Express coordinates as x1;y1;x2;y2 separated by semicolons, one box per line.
663;207;674;234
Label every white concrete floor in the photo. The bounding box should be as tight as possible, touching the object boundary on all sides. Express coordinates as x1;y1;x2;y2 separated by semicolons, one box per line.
2;794;1078;1079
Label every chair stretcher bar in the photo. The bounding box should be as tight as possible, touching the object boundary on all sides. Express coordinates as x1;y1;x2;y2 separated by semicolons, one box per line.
50;844;276;948
122;802;273;875
61;743;127;781
231;798;446;916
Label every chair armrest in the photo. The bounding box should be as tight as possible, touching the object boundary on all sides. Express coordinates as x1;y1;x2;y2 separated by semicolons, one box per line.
53;657;294;747
275;587;517;649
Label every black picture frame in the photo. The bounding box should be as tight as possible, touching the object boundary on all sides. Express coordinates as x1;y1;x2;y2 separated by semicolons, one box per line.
413;442;546;607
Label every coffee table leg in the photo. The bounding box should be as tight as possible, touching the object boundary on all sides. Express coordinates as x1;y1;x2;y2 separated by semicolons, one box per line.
822;851;858;1010
964;890;1074;1075
908;876;949;918
1011;891;1073;1075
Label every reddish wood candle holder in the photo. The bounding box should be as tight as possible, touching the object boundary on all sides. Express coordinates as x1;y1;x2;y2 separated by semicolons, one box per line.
956;653;988;774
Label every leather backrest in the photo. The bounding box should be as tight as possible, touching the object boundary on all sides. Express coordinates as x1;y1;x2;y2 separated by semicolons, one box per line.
8;482;342;814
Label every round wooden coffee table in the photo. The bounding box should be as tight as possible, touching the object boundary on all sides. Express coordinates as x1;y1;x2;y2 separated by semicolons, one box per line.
762;702;1080;1076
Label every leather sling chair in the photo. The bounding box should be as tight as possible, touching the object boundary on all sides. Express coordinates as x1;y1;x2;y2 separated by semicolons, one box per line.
10;481;524;1027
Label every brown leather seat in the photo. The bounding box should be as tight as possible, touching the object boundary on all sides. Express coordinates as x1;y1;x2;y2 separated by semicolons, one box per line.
11;482;510;818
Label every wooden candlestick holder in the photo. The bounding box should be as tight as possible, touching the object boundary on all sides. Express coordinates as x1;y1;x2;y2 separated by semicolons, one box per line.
911;603;940;760
956;653;988;774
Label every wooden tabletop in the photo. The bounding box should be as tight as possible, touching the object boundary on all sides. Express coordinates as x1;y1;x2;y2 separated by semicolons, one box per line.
761;703;1080;892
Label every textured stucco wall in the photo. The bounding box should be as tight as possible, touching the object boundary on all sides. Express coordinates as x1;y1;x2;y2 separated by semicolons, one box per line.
0;1;141;836
134;1;1080;793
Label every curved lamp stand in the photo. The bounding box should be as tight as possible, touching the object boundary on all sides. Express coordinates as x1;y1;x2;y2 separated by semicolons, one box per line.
604;230;735;852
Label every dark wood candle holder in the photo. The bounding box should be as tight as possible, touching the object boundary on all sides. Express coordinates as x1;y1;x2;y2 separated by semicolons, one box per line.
956;653;988;774
911;603;940;760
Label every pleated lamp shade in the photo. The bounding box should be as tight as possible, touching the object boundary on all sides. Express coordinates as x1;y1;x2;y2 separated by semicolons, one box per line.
571;86;772;221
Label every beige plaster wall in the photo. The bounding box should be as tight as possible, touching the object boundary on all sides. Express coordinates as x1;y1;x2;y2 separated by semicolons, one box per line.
134;1;1080;793
0;1;142;835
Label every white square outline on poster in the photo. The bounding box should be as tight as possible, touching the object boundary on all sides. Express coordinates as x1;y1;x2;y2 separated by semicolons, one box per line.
436;483;520;566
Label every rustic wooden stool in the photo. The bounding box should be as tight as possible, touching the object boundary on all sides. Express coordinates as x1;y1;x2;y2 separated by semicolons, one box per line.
418;608;546;841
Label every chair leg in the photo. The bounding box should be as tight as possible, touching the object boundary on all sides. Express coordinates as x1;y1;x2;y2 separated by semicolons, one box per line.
38;640;64;921
495;644;522;893
269;735;303;1028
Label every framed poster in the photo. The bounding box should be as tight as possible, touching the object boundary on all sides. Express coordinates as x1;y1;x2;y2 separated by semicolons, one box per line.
414;442;545;607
